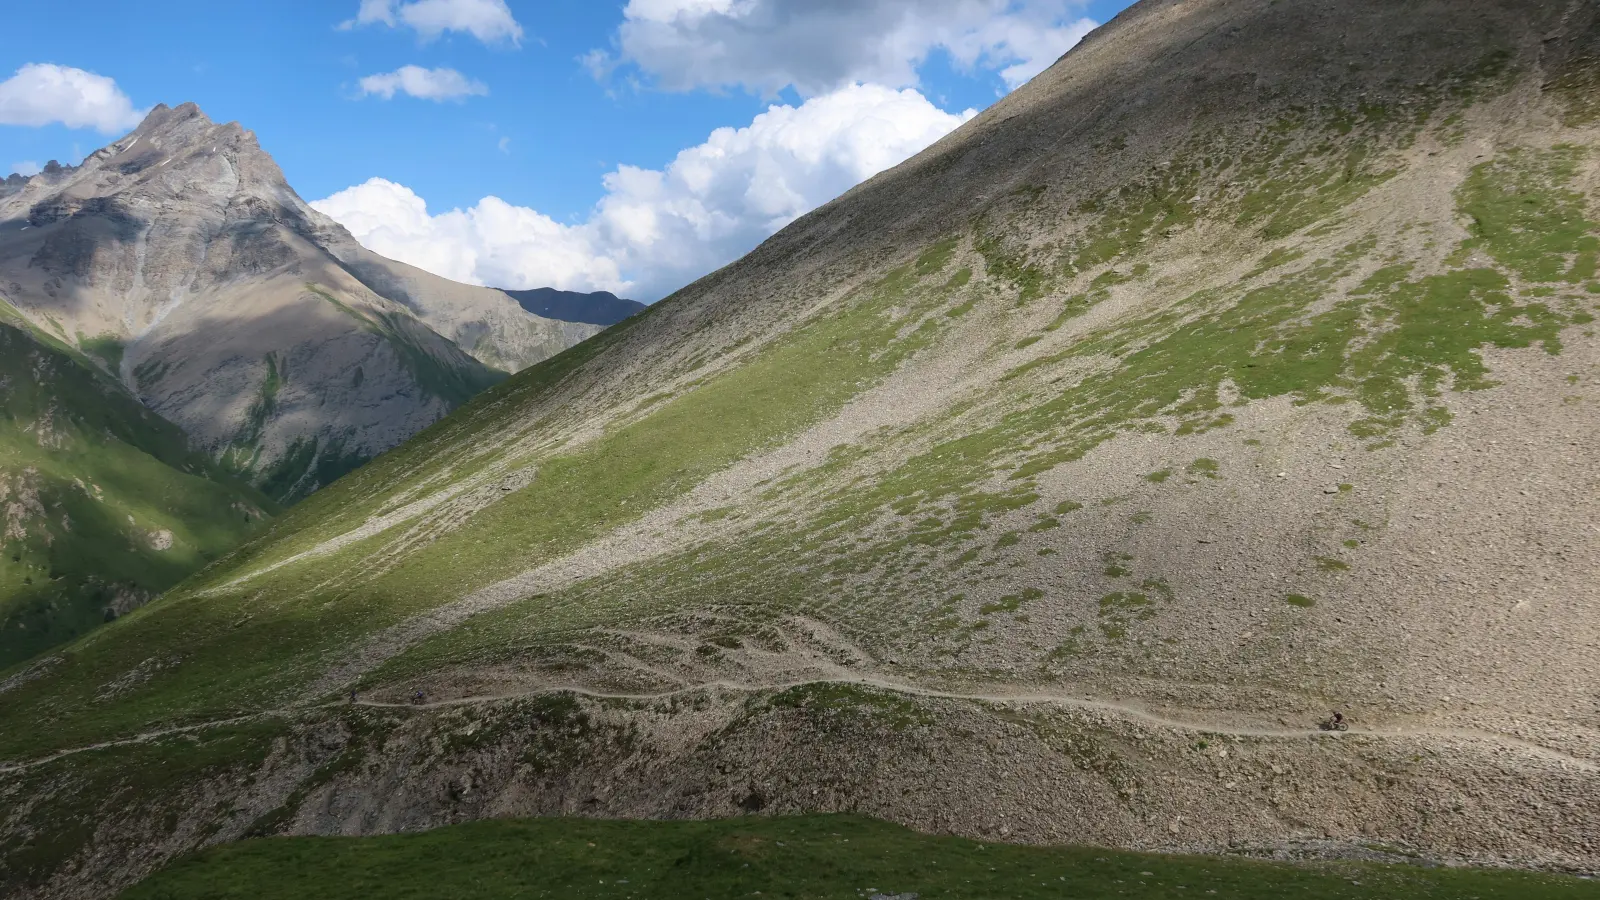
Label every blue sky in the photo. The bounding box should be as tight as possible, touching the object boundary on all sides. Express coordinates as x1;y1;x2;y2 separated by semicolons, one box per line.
0;0;1133;299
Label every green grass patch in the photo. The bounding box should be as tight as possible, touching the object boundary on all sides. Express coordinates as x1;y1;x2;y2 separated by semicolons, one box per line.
975;223;1050;303
252;435;368;504
1235;141;1397;240
1286;594;1317;608
1041;292;1102;331
119;814;1600;900
915;239;958;276
77;333;126;374
980;587;1044;615
765;684;933;732
220;352;282;477
1099;592;1150;611
1457;146;1599;284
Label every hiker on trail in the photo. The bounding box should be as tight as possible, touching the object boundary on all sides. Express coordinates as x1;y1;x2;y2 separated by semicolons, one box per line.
350;690;357;704
413;690;425;705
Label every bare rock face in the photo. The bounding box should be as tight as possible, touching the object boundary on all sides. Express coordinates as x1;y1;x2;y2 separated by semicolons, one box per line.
0;103;601;501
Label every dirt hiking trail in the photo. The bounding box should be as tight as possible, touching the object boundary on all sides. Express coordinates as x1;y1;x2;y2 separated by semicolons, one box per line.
5;675;1595;776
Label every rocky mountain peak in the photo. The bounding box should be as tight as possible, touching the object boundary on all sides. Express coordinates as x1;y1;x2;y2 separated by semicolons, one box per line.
133;101;201;130
2;101;288;229
0;101;602;507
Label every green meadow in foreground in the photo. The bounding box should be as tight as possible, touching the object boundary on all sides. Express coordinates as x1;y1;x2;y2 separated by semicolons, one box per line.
121;814;1598;900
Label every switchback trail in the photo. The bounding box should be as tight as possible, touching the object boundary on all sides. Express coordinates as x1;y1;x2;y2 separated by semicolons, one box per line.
4;675;1596;776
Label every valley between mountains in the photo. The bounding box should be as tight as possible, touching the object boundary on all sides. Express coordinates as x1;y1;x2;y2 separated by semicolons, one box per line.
2;0;1599;896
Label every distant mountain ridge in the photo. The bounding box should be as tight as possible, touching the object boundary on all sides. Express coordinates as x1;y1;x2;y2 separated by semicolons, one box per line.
499;287;645;327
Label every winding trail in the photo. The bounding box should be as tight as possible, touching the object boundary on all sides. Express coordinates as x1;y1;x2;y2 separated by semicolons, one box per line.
4;674;1597;777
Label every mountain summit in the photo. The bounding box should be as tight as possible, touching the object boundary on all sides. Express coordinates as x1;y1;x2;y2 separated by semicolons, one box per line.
0;103;600;501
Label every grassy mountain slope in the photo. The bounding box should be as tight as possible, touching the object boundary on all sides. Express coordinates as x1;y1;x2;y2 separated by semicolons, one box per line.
0;308;274;668
3;1;1599;896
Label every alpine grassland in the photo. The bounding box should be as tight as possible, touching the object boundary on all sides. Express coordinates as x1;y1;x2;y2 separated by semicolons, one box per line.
122;815;1599;900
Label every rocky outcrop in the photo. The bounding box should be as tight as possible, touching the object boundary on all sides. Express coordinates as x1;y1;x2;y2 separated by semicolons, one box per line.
0;173;28;200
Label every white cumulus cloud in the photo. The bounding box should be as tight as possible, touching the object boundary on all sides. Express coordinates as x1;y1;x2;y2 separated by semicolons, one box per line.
9;161;41;177
358;66;488;101
344;0;523;45
314;178;630;295
0;64;146;133
313;83;974;301
590;0;1097;96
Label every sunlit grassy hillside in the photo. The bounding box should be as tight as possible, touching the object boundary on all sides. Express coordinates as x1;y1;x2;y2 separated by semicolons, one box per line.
0;308;273;667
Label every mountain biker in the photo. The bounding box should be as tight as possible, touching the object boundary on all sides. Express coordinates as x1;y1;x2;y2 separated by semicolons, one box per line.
1330;711;1344;727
